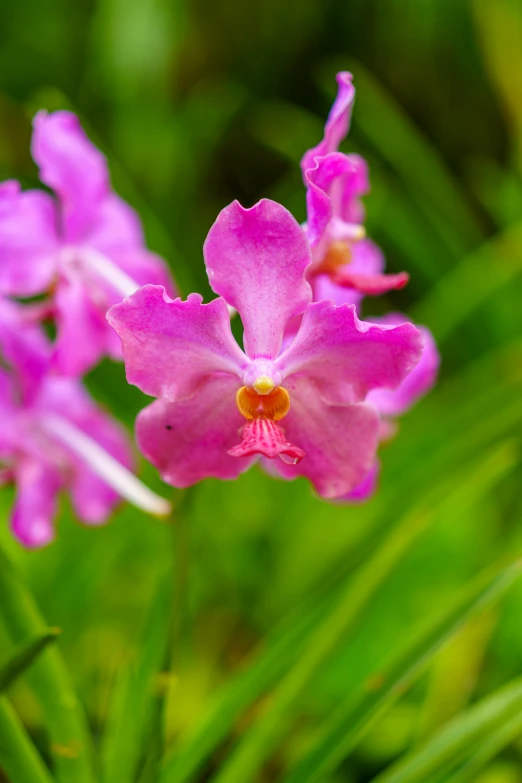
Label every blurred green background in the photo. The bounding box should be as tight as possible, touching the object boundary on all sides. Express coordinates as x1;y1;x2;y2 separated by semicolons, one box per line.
1;0;522;781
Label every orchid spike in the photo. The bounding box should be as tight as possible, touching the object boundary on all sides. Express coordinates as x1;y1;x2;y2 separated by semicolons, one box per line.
0;111;176;376
109;199;423;499
301;74;408;304
0;299;170;547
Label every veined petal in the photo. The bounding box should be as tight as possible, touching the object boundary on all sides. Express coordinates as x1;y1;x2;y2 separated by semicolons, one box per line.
11;458;61;548
270;376;379;499
367;316;439;416
0;181;58;297
228;418;305;463
108;285;246;401
300;72;355;177
203;199;312;359
32;110;108;242
276;300;423;405
136;374;254;488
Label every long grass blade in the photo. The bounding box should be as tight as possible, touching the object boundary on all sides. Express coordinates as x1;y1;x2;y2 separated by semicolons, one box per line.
0;630;60;693
282;559;522;783
371;676;522;783
207;442;516;783
0;696;54;783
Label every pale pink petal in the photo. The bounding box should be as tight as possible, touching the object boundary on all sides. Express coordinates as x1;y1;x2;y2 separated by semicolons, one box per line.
301;72;355;176
108;285;246;400
276;301;423;405
32;111;108;243
136;374;253;487
270;376;379;499
11;458;61;548
367;317;439;416
0;181;58;296
203;199;312;358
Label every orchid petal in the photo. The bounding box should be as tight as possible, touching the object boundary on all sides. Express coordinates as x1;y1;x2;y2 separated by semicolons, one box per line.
0;298;51;403
203;199;312;358
276;301;423;405
300;72;355;176
11;459;60;548
136;374;254;487
367;317;440;416
270;376;379;498
52;276;114;376
32;110;108;242
0;182;58;296
305;153;368;249
332;268;409;295
108;285;246;401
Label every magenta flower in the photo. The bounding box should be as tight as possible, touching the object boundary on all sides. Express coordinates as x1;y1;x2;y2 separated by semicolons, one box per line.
109;199;423;499
0;111;175;376
0;299;170;547
301;73;408;304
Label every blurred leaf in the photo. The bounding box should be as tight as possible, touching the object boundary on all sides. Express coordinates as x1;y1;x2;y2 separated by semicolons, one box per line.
371;675;522;783
445;709;522;783
282;558;521;783
0;628;60;693
472;0;522;172
0;696;54;783
206;442;517;783
412;221;522;343
101;569;172;783
0;546;94;783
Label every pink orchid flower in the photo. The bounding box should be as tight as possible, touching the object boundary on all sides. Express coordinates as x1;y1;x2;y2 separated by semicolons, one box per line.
345;316;440;502
0;299;170;547
301;72;408;305
0;111;176;376
108;199;423;499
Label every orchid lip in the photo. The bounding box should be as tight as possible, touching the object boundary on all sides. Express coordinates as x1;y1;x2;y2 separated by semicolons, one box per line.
41;413;171;516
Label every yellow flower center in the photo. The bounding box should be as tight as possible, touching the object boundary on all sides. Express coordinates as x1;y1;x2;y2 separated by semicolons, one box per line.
236;385;290;421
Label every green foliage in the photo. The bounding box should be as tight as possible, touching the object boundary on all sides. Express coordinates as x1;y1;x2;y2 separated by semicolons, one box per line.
1;0;522;781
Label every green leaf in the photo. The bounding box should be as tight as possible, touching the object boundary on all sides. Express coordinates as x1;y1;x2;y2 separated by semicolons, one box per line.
282;560;522;783
371;676;522;783
412;221;522;344
101;569;172;783
0;546;94;783
0;696;55;783
206;441;517;783
0;629;60;693
445;709;522;783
